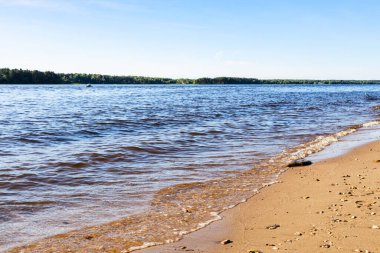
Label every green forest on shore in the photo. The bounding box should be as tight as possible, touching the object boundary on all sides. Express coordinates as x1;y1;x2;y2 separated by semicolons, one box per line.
1;68;379;85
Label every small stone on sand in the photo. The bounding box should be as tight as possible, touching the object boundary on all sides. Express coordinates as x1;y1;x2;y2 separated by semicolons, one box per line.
220;239;233;245
287;159;312;167
84;235;94;240
266;224;280;230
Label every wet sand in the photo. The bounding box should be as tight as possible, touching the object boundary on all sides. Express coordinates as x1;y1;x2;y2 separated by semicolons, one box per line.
139;141;380;253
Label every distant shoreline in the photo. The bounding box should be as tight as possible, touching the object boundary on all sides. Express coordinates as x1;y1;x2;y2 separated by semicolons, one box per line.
1;68;380;85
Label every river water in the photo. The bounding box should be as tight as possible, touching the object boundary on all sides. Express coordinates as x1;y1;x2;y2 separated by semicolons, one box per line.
1;84;380;251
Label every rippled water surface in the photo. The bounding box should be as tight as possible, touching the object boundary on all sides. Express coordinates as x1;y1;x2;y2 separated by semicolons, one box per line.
1;84;380;251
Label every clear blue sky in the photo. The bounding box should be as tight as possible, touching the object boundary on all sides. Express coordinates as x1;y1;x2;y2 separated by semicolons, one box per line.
1;0;379;79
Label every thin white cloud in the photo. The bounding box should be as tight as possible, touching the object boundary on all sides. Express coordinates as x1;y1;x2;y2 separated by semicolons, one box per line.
0;0;156;18
0;0;75;11
214;50;253;66
85;0;152;13
0;0;43;7
215;51;225;59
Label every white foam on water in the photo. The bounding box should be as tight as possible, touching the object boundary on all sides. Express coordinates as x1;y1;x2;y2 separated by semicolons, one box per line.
278;120;380;165
196;212;222;230
128;242;162;252
363;120;380;128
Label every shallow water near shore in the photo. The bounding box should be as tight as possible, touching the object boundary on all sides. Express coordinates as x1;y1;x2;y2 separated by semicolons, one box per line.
1;84;380;251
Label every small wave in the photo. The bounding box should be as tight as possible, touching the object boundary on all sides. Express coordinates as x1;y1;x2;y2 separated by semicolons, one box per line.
16;138;42;144
365;94;380;101
96;121;120;125
78;129;100;135
207;129;224;134
122;146;167;154
6;181;42;190
240;103;256;108
306;106;322;111
91;153;131;163
6;201;56;206
188;132;207;136
54;161;89;169
363;120;380;128
96;119;134;126
128;242;162;251
277;121;380;164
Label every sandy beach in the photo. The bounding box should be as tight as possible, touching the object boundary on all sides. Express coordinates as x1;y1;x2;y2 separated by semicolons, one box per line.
139;141;380;253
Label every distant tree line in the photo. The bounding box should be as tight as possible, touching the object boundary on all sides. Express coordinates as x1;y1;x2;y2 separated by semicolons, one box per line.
1;68;379;85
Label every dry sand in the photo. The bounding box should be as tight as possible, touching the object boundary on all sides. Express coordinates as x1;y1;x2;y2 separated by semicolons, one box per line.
140;141;380;253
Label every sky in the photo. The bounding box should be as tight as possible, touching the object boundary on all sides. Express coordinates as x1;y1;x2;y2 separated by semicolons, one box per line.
0;0;380;79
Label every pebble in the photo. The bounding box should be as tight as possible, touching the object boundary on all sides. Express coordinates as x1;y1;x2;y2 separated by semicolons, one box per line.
320;240;333;248
266;224;280;230
287;159;312;167
220;239;233;245
332;218;342;223
294;232;303;236
371;225;379;229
